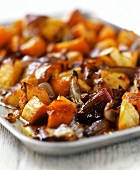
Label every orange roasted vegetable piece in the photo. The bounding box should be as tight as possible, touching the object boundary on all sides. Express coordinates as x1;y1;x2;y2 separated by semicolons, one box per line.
47;96;77;128
20;36;47;57
22;96;48;124
50;77;70;97
66;10;86;27
0;27;12;47
55;37;90;54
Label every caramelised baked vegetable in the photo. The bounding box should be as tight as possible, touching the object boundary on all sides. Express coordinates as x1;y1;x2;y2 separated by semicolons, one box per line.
1;10;140;142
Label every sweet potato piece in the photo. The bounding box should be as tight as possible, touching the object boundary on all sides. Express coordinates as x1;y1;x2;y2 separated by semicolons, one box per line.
66;10;86;27
20;36;47;57
19;82;50;110
55;37;90;54
118;99;139;130
50;77;70;97
47;96;77;128
0;59;23;91
0;27;12;47
21;96;48;124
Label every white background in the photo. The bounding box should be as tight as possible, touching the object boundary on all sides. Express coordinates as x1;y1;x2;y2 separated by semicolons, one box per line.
0;0;140;34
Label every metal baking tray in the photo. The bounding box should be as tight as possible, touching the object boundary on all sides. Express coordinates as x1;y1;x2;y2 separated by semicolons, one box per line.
0;11;140;155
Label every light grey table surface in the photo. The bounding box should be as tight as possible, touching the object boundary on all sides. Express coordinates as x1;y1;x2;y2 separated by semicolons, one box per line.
1;124;140;170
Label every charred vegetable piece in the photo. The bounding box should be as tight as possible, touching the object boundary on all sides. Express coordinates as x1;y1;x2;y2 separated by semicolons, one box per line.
84;119;113;136
78;88;112;124
38;124;77;141
69;70;84;106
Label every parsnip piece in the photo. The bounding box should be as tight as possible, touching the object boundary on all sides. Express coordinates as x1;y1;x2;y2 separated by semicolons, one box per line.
22;96;47;124
0;59;23;91
110;48;138;67
99;70;130;90
19;82;50;110
2;84;21;107
118;99;139;130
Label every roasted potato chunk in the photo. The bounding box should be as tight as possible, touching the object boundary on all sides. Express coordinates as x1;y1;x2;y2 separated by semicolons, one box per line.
110;48;138;67
99;70;130;90
2;84;21;107
22;96;48;124
118;99;139;130
0;59;23;91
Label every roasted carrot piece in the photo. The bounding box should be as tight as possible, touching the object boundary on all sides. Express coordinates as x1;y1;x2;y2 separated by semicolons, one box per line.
50;77;70;97
55;37;90;54
0;27;12;47
66;10;86;27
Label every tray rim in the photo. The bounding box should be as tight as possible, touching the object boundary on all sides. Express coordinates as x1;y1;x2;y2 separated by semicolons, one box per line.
1;105;140;155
